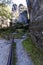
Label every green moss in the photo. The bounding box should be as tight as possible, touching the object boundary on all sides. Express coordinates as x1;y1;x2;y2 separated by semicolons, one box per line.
13;33;24;39
22;38;43;65
0;27;15;39
0;28;24;39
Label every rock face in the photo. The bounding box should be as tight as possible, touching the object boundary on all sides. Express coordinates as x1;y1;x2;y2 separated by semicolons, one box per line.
18;4;28;24
12;4;28;24
26;0;43;22
26;0;43;49
18;10;28;24
12;4;17;11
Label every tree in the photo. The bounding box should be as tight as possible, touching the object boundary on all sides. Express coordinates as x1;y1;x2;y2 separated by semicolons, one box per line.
0;3;12;19
0;0;11;4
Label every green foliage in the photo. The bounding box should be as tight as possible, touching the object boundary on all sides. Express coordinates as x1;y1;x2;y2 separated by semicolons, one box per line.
22;37;43;65
0;3;12;19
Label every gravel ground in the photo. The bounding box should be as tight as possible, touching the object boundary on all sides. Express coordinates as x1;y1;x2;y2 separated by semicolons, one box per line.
14;39;34;65
0;39;11;65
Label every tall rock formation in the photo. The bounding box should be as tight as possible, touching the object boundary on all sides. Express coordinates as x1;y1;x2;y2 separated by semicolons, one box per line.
26;0;43;22
12;4;19;24
18;4;28;24
26;0;43;49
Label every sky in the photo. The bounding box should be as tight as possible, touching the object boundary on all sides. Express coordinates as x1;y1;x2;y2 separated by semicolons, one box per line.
12;0;27;7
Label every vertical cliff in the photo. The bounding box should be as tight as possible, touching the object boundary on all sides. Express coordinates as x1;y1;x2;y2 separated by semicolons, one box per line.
26;0;43;22
26;0;43;49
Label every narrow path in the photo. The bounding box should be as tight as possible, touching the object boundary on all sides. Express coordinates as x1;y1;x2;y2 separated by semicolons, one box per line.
14;38;34;65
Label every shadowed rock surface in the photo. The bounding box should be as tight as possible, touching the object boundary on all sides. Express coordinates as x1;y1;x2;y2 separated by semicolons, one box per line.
26;0;43;22
26;0;43;49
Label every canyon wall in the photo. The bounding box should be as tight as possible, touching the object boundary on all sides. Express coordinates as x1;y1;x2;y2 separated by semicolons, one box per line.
26;0;43;49
26;0;43;22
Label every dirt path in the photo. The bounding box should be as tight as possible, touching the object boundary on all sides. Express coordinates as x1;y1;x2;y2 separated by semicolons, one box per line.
14;39;34;65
